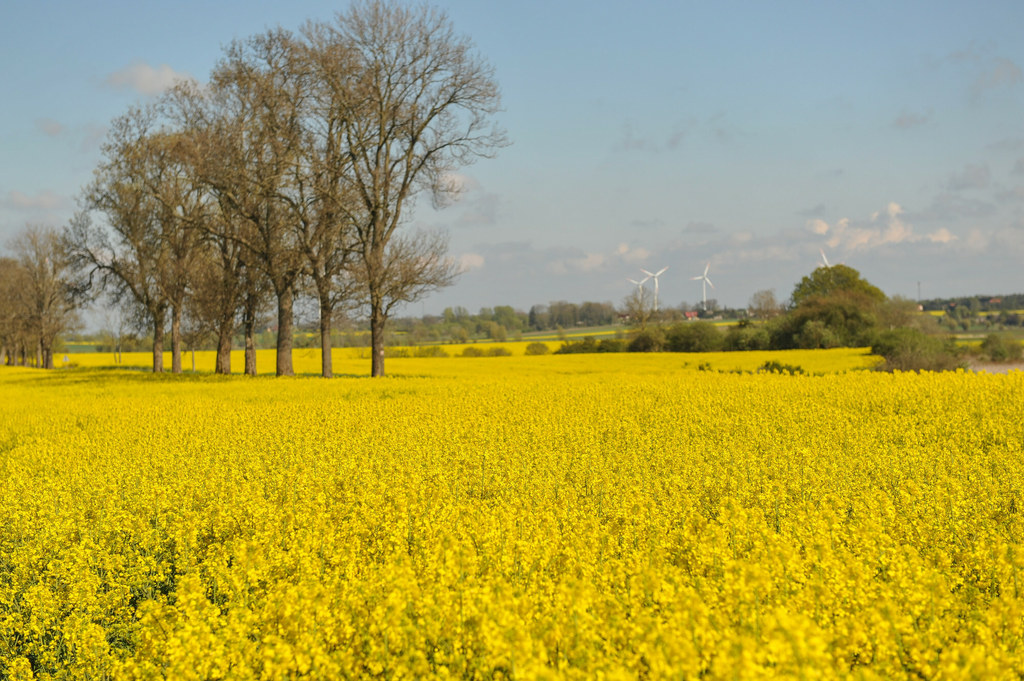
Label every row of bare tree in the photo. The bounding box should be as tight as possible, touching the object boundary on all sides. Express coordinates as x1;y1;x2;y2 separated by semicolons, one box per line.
63;1;505;377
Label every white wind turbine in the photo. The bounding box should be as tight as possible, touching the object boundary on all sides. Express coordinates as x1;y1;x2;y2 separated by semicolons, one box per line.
640;266;668;312
692;262;714;311
626;274;650;297
819;248;831;268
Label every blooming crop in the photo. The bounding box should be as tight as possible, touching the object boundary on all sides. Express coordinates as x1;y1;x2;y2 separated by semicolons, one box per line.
0;358;1021;679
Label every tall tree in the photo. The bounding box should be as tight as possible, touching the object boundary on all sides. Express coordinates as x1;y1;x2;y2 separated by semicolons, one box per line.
206;28;308;376
0;256;30;365
7;226;79;369
66;106;172;373
309;1;506;376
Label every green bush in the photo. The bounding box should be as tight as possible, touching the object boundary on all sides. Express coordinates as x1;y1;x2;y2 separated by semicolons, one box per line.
413;345;449;358
627;329;665;353
664;322;723;352
555;337;599;354
980;333;1023;362
871;328;962;372
460;346;485;357
486;347;512;357
524;342;550;355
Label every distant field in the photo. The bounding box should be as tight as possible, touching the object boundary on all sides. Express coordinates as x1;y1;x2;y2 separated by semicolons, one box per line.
61;346;881;375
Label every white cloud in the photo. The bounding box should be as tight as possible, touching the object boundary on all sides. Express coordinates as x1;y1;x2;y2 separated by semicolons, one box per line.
35;118;63;137
4;190;68;212
807;218;829;235
927;228;957;244
615;243;650;264
820;202;957;251
105;61;193;96
458;252;485;271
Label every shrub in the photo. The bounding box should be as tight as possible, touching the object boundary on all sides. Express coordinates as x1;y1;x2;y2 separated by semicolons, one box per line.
460;346;485;357
627;329;664;353
871;328;962;372
555;337;599;354
596;338;625;353
724;322;771;351
980;333;1023;362
524;342;550;356
664;322;723;352
486;347;511;357
414;346;449;358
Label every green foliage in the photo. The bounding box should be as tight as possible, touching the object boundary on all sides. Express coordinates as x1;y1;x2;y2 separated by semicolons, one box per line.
980;333;1023;362
724;321;771;351
664;322;724;352
460;346;512;357
791;264;886;307
556;337;627;354
524;342;550;356
773;290;883;349
627;329;665;353
414;345;449;358
871;328;962;372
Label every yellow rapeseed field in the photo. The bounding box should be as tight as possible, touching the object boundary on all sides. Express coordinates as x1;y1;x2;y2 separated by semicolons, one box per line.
1;355;1022;679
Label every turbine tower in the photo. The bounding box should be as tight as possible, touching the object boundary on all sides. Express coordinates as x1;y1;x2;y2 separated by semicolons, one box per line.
640;267;668;313
691;262;714;311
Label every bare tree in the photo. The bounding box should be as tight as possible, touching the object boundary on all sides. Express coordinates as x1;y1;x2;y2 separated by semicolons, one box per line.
308;1;506;376
621;287;655;331
65;106;172;373
0;256;31;365
749;289;783;320
7;226;79;369
205;28;309;377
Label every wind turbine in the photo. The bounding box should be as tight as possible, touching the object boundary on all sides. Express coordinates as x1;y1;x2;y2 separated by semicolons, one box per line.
626;275;650;297
819;248;831;268
691;262;714;311
640;266;668;312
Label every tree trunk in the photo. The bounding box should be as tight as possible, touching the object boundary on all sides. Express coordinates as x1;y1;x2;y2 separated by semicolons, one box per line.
370;304;385;377
171;304;183;374
320;300;333;378
276;286;294;377
215;321;232;374
243;290;257;376
191;348;196;372
42;342;54;370
152;307;166;373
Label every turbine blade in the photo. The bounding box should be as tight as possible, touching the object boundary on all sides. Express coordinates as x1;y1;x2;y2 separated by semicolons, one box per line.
703;262;710;276
640;269;655;277
706;278;715;289
655;266;668;276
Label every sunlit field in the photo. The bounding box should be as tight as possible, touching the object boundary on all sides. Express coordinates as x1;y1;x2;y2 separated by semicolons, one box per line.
61;345;881;376
1;355;1022;679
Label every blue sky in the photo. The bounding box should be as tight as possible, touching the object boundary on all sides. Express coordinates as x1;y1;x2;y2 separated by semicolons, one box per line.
2;1;1023;316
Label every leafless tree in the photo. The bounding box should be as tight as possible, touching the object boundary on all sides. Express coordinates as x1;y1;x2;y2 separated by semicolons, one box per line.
65;106;172;373
6;226;79;369
205;28;309;377
0;256;31;365
749;289;783;320
621;287;655;331
306;1;506;376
